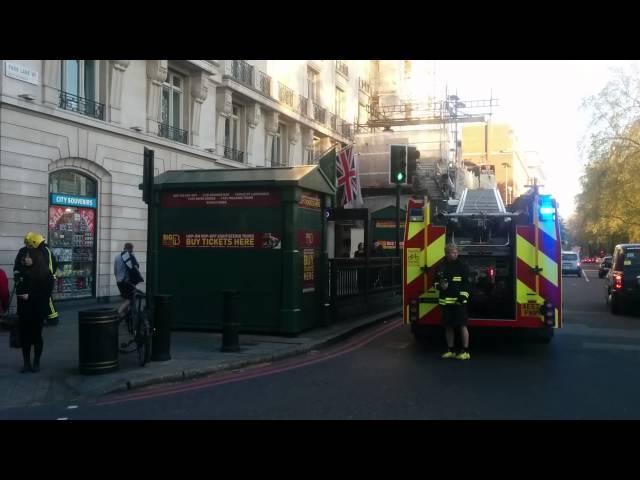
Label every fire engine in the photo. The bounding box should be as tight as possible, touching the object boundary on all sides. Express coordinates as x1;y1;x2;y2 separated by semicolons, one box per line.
402;180;562;343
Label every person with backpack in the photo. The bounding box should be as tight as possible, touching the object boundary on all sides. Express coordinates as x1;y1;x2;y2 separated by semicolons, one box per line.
114;242;143;317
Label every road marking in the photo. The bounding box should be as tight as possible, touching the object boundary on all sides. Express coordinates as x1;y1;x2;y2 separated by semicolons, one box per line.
582;269;590;283
56;417;69;420
583;342;640;351
66;405;78;410
96;318;402;407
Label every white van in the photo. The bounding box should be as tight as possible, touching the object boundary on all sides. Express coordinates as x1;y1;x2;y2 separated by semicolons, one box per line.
562;251;581;277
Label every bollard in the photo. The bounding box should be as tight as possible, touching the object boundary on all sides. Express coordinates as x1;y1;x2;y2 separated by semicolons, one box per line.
78;308;119;375
151;294;173;361
221;290;240;352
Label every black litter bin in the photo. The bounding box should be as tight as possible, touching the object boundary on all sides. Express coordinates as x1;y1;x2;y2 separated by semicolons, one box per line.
78;308;119;375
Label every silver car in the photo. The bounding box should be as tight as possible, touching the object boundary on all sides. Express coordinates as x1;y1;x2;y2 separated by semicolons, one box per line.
562;251;581;277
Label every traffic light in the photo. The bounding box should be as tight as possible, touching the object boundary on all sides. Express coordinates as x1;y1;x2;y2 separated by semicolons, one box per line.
407;146;420;184
390;145;407;184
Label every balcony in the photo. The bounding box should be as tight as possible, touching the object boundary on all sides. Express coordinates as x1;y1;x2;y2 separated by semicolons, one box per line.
257;71;272;97
158;123;188;144
58;91;105;121
359;78;371;95
313;102;326;124
298;95;308;117
336;60;349;78
328;113;337;131
338;118;353;139
278;82;295;108
231;60;254;87
220;145;245;163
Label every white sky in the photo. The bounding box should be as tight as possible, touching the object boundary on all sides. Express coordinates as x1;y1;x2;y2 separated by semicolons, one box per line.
433;60;636;218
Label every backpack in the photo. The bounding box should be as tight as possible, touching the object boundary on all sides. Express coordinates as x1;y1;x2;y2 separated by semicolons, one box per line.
121;251;144;285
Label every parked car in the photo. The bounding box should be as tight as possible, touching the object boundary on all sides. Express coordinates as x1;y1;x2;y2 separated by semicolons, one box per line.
606;244;640;314
562;251;582;277
598;255;612;278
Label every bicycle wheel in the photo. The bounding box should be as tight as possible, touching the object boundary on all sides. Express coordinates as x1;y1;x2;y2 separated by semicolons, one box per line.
136;309;151;367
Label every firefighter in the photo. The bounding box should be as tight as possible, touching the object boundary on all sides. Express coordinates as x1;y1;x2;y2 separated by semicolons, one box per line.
15;232;59;325
435;243;471;360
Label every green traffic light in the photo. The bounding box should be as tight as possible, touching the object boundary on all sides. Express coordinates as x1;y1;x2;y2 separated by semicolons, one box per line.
396;172;404;182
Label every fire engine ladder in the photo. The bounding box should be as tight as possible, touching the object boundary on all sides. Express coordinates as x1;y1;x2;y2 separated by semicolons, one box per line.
455;188;507;216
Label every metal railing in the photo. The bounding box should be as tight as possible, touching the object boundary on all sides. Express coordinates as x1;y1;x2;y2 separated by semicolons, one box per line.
219;144;245;163
329;257;402;299
58;91;105;121
336;60;349;77
231;60;254;86
257;71;272;97
278;82;295;108
329;113;337;131
313;102;326;123
298;95;308;116
158;123;188;144
359;77;370;94
340;121;353;138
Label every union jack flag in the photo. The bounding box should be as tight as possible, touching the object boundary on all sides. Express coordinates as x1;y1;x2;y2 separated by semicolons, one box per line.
336;145;362;207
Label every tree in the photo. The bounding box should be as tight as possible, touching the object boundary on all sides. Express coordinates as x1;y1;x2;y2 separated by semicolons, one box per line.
576;64;640;246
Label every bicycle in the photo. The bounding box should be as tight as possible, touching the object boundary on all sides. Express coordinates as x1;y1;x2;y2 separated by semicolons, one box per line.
119;287;152;366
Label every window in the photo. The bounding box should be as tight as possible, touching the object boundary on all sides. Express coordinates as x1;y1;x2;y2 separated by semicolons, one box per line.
307;67;319;103
59;60;103;119
272;123;286;166
61;60;97;101
159;70;187;143
223;104;245;162
335;87;345;119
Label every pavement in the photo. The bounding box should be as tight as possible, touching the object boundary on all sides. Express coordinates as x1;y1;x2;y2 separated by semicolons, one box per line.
0;299;400;411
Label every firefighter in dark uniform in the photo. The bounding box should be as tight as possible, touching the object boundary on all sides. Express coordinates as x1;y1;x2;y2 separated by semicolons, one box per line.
14;232;59;325
435;242;471;360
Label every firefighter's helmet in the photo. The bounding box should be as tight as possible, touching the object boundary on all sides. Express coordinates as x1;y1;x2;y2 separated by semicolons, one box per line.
25;232;45;249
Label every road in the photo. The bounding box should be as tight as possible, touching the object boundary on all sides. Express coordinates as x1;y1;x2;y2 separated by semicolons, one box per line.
2;264;639;420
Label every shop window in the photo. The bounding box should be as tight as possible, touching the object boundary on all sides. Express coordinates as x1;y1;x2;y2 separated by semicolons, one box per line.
48;170;97;300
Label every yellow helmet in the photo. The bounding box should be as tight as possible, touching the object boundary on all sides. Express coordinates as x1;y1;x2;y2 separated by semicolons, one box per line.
24;232;36;246
25;232;45;249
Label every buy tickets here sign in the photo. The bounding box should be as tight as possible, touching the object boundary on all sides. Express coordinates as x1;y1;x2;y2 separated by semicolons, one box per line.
161;233;281;249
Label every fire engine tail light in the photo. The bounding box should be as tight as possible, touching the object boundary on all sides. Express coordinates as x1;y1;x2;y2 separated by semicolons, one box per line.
540;301;555;326
615;274;623;290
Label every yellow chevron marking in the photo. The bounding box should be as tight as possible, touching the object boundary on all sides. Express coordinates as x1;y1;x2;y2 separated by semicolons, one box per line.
408;222;424;242
426;233;445;268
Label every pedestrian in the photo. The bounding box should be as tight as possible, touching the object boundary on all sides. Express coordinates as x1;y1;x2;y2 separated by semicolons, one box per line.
16;248;52;373
0;267;9;316
373;241;385;257
354;242;366;258
15;232;59;325
114;242;142;318
435;242;471;360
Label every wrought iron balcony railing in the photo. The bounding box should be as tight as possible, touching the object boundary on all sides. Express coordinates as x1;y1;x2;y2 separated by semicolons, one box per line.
298;95;308;116
59;91;105;121
219;144;245;163
359;77;370;94
257;71;272;97
231;60;254;86
313;102;326;124
278;82;295;108
336;60;349;77
158;123;188;144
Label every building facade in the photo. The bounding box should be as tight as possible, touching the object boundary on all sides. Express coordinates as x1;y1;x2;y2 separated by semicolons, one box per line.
0;59;367;301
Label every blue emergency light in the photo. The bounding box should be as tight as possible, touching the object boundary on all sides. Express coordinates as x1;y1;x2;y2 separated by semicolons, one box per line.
538;195;555;222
